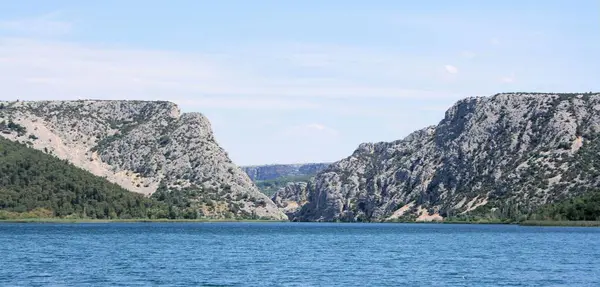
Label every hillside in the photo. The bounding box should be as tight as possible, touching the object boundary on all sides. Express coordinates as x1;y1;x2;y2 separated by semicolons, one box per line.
0;137;163;219
242;163;330;181
271;182;312;217
0;100;286;220
241;163;329;196
533;189;600;221
286;93;600;222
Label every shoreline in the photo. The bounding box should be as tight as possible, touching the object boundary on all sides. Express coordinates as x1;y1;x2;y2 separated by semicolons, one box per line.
1;218;599;227
518;220;600;227
0;218;287;224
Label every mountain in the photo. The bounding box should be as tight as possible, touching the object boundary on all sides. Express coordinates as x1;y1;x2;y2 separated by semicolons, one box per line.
241;163;329;196
290;93;600;222
0;100;286;220
271;182;312;217
242;163;330;181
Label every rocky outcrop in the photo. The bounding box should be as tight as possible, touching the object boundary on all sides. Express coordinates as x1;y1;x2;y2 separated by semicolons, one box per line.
271;182;311;217
295;93;600;222
242;163;329;197
0;100;286;220
242;163;330;181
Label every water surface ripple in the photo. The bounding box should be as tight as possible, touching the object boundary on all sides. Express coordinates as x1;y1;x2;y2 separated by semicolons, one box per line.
1;223;599;286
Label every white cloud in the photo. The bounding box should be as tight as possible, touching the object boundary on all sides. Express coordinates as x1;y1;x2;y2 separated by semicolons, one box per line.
500;74;516;83
278;52;335;68
0;12;72;36
0;38;465;110
444;65;459;74
282;123;340;138
306;123;326;130
175;97;321;110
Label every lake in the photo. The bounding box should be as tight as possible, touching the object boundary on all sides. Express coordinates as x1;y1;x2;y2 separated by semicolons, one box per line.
0;223;598;286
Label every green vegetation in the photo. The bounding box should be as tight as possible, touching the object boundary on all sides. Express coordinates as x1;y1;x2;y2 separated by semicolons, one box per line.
0;137;165;220
441;189;600;226
0;120;27;136
254;175;313;196
0;137;273;221
0;217;284;223
383;218;510;224
532;190;600;221
520;220;600;227
90;121;142;153
150;186;207;219
90;133;123;152
150;184;272;220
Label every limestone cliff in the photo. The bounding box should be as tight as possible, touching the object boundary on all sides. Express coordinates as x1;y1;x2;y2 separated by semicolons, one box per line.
0;100;286;220
294;93;600;222
242;163;330;181
241;163;329;196
271;182;311;217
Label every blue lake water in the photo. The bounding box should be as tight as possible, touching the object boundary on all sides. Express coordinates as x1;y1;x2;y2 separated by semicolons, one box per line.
1;223;599;286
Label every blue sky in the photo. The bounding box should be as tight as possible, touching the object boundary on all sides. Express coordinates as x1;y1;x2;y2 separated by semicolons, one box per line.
0;1;598;165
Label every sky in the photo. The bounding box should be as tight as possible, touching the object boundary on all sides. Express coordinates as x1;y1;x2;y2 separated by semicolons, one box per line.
0;1;598;165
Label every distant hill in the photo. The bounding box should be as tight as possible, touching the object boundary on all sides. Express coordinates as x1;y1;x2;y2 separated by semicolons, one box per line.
242;163;330;181
241;163;330;196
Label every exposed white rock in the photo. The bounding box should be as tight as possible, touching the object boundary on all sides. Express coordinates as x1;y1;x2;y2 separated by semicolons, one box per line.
271;182;310;217
0;100;286;220
293;93;600;221
242;163;330;181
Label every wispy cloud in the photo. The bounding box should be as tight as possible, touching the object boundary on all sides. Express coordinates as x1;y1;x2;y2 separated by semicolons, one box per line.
0;12;72;36
0;10;586;117
444;65;459;74
0;37;465;113
1;4;596;165
176;97;321;110
281;123;340;138
500;73;516;83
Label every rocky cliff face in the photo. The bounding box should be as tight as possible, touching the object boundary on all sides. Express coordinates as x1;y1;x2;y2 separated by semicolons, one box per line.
242;163;330;181
294;93;600;222
271;182;311;217
0;100;286;220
